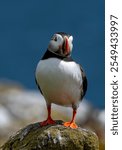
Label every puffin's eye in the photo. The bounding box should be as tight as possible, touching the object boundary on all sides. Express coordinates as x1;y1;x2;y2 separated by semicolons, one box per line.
52;35;57;41
53;36;57;41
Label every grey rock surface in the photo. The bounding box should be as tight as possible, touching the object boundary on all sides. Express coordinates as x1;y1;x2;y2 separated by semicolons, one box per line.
1;121;99;150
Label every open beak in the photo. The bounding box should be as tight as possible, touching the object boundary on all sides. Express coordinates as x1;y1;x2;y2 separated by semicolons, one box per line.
63;36;70;55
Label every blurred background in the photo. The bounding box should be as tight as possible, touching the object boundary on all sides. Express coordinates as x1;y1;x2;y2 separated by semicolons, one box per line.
0;0;104;149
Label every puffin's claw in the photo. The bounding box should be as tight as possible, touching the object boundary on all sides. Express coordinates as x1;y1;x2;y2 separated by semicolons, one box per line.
40;118;56;126
63;121;78;129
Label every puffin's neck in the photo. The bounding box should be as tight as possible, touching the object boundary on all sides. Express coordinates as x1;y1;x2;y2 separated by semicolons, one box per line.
42;49;70;60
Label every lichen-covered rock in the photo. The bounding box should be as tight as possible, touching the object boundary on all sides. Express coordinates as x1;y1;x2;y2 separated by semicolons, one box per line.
1;121;99;150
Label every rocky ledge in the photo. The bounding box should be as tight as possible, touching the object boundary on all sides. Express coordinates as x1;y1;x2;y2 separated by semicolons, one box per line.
1;121;99;150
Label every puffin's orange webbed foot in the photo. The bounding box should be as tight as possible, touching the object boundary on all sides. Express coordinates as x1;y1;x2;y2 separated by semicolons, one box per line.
40;118;56;126
64;121;78;129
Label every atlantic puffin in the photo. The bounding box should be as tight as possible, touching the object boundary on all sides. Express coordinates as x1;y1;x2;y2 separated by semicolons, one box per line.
35;32;87;129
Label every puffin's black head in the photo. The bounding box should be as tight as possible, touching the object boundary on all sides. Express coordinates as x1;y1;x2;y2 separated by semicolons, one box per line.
48;32;73;57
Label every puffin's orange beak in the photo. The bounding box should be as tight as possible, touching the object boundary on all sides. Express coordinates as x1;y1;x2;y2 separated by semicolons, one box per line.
63;36;70;55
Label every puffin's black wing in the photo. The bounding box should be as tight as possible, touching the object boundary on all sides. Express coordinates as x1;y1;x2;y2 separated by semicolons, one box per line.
35;77;43;95
79;65;88;100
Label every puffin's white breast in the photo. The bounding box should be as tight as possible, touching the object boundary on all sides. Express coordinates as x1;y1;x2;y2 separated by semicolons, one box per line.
35;58;82;106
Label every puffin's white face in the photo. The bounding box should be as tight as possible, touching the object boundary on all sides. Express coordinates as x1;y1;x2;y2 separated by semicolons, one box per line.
48;33;73;57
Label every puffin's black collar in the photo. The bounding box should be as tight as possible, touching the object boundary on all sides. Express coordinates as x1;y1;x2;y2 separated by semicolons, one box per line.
42;49;73;62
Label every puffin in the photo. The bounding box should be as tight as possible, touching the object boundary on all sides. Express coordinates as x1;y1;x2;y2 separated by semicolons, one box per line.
35;32;87;129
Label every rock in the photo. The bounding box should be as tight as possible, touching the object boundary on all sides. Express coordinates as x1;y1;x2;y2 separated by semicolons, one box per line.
1;121;99;150
0;85;104;148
